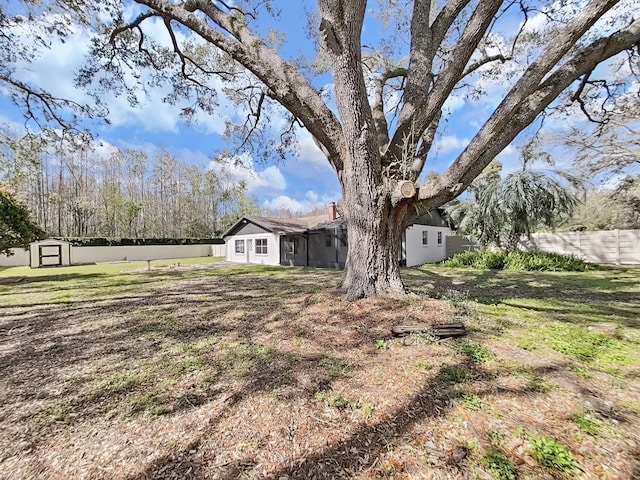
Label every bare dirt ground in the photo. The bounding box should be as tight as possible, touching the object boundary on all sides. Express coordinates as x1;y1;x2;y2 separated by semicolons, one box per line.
0;265;638;479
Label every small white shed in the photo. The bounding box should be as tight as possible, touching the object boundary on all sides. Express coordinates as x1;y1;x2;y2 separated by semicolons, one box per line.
29;239;72;268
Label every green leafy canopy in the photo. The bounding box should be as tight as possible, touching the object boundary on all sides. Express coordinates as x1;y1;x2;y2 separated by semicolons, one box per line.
0;188;44;255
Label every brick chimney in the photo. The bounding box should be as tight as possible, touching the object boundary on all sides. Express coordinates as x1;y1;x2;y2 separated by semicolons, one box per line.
327;202;337;221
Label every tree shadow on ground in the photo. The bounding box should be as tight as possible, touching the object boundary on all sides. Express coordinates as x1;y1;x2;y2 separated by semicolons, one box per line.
124;359;598;480
0;268;400;457
3;265;638;479
402;268;640;327
404;267;640;300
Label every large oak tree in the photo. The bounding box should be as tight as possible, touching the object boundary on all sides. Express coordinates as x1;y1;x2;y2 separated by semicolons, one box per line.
42;1;640;298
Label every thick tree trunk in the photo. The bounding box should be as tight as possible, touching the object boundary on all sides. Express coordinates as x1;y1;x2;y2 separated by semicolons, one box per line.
317;2;411;300
340;197;409;301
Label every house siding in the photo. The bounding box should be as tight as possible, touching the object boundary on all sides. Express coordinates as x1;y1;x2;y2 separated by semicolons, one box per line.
404;225;451;267
225;232;280;265
230;222;271;236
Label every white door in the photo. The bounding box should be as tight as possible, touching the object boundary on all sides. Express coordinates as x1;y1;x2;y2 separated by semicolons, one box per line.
246;239;253;263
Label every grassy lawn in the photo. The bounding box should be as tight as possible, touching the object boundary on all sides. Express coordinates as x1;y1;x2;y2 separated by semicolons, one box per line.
0;260;638;479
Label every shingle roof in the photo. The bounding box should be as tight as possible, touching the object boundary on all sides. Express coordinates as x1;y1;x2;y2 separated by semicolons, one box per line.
222;214;335;237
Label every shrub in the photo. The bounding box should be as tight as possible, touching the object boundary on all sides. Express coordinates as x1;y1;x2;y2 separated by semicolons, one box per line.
529;435;579;475
481;449;518;480
440;250;505;269
458;340;492;364
440;250;593;272
504;251;592;272
438;364;468;384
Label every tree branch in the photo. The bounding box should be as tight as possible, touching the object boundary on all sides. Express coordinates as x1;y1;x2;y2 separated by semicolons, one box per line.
371;67;408;153
389;0;502;164
126;0;345;173
462;53;510;77
418;15;640;209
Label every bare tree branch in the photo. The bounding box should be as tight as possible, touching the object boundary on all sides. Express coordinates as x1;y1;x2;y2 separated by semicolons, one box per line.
124;0;345;173
418;15;640;209
389;0;503;163
371;67;407;153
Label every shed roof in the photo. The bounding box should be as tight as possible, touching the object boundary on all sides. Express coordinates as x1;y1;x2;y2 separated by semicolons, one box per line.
30;238;72;245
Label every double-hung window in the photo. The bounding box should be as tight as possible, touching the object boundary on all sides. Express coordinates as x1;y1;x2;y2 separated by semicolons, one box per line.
437;231;443;246
422;231;428;246
234;239;244;254
255;238;268;255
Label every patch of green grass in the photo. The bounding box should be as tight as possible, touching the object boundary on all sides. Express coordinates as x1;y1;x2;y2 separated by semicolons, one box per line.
481;449;518;480
457;391;485;411
527;371;554;394
458;340;492;364
131;393;172;417
571;411;604;436
415;360;432;372
529;435;579;475
174;355;207;373
360;403;374;418
97;369;148;395
439;364;468;384
487;429;506;446
544;324;613;361
375;339;388;351
291;336;306;347
315;391;350;409
177;335;219;354
318;355;352;378
219;342;277;378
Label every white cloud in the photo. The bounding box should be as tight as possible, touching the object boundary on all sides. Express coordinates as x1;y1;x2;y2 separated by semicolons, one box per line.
443;94;465;114
208;152;286;193
436;135;470;155
5;12;232;136
297;130;331;167
496;144;521;174
262;191;332;214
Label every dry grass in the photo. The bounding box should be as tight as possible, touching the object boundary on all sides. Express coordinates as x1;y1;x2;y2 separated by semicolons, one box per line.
0;262;638;479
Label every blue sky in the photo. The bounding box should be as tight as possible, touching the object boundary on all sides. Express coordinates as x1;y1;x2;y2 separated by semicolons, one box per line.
1;1;634;212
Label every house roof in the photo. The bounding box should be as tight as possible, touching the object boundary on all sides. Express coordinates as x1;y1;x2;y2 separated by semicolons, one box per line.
222;214;331;237
224;207;452;238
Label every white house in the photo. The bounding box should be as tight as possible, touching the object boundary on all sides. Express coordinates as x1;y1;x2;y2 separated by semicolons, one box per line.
223;205;452;268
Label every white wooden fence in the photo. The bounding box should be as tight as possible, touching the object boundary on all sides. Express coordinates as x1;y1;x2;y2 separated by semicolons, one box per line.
529;230;640;265
1;243;227;268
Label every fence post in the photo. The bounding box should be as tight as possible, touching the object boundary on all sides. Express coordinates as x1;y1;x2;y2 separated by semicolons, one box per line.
616;229;620;265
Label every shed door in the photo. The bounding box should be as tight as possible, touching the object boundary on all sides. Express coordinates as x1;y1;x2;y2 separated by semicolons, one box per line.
39;245;62;267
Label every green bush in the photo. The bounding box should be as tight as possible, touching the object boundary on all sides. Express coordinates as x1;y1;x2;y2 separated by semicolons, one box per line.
440;250;505;269
56;237;224;247
481;449;518;480
529;435;579;475
504;251;592;272
440;250;593;272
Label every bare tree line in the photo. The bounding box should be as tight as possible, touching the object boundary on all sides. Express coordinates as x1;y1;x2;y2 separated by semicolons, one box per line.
0;132;257;238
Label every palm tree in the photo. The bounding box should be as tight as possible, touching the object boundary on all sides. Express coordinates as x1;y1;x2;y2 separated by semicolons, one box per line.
469;169;577;252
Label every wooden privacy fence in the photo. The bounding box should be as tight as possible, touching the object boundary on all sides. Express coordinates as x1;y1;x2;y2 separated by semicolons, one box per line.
529;230;640;265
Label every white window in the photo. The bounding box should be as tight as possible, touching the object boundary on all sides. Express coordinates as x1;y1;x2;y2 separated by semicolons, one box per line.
255;238;268;255
437;231;443;245
422;231;428;246
234;239;244;254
